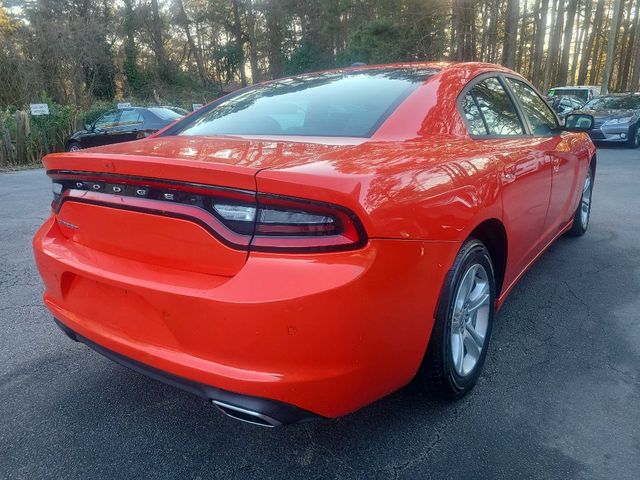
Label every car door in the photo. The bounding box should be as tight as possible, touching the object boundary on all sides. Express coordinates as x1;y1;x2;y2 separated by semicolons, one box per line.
504;77;582;237
110;109;145;144
461;76;553;278
86;110;121;148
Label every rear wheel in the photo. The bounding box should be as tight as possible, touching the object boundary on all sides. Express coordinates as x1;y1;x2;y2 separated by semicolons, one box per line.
67;141;81;152
567;167;593;237
415;239;495;400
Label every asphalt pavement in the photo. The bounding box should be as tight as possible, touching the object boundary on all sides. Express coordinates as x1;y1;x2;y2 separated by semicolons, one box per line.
1;146;639;479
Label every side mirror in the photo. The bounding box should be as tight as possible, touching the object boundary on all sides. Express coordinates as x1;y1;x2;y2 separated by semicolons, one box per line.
564;113;594;132
85;124;93;131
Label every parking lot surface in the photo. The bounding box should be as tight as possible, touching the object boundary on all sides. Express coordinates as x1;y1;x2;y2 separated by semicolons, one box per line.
1;147;639;479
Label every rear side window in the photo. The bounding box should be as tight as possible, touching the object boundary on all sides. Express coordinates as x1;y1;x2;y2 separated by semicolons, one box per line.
118;110;143;126
148;107;184;121
170;68;439;138
506;78;558;135
466;78;525;136
462;93;488;135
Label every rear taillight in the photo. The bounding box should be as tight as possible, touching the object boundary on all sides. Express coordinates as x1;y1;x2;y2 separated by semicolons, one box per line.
209;194;365;252
49;172;367;253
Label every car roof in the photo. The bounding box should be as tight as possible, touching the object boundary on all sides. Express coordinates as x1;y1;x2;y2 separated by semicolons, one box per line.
253;62;519;87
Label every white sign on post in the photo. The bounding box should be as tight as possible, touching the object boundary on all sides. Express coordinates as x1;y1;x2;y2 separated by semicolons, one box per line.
30;103;50;116
117;102;132;109
192;103;204;111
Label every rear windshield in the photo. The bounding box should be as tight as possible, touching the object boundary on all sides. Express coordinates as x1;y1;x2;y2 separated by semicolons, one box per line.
584;96;640;111
170;68;438;138
148;107;184;121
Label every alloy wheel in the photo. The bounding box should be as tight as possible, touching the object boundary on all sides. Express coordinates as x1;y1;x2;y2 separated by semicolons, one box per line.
450;263;491;377
580;169;592;229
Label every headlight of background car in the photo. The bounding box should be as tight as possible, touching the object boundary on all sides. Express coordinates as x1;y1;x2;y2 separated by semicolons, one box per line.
603;117;634;126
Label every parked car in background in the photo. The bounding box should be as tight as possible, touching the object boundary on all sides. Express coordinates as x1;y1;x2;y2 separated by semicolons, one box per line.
547;95;585;123
577;93;640;147
36;63;596;426
548;85;601;102
65;106;185;151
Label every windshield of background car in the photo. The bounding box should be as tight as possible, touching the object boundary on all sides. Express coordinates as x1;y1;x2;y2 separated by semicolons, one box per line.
171;68;439;138
550;89;589;101
148;107;184;121
584;96;640;110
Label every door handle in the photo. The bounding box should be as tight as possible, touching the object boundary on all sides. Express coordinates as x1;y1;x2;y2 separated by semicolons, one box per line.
503;165;516;183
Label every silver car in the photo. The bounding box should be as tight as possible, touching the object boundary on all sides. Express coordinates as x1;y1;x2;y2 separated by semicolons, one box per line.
578;94;640;148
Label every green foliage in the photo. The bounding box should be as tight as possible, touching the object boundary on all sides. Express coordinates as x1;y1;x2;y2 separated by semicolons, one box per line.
79;101;116;127
26;93;77;158
338;20;406;66
285;42;327;76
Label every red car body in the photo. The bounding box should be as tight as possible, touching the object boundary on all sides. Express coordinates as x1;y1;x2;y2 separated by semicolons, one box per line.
33;63;595;425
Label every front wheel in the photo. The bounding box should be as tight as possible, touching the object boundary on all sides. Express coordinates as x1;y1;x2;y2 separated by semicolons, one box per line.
414;239;496;400
567;167;593;237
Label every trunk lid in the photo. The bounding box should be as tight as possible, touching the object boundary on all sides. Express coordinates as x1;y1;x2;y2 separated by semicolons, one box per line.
44;136;362;277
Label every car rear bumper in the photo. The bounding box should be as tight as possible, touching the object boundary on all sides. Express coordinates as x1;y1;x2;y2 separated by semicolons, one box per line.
34;216;457;419
53;318;316;426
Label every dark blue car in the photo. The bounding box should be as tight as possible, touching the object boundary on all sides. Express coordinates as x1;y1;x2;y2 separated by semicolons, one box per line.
66;106;187;151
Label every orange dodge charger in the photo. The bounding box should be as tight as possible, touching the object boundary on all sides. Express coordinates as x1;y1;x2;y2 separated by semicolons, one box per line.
33;63;596;426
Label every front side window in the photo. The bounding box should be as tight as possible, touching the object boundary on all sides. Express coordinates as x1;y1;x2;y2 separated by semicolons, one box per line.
506;78;558;135
468;77;524;136
170;68;438;138
95;111;120;130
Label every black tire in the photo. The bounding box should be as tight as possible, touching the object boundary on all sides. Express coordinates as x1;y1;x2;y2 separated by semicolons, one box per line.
414;238;496;400
627;124;640;148
67;141;81;152
567;165;594;237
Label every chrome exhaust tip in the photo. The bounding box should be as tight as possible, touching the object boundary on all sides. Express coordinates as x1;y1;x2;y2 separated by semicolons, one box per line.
212;400;282;428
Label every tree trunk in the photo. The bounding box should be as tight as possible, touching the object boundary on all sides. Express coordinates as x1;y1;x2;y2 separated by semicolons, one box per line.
532;0;549;88
572;0;592;83
453;0;476;60
231;0;247;87
516;0;528;73
601;0;623;94
150;0;168;81
502;0;519;68
557;0;579;86
265;1;284;79
176;0;207;85
630;1;640;90
246;0;260;83
616;0;637;91
480;1;490;62
488;0;500;63
588;0;606;84
543;0;562;91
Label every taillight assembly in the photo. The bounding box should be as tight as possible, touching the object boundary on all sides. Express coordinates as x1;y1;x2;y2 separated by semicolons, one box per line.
49;172;367;253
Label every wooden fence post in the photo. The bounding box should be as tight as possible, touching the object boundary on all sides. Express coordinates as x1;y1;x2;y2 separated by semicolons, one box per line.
14;110;28;165
0;114;14;166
